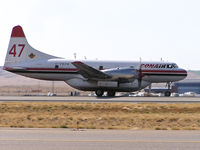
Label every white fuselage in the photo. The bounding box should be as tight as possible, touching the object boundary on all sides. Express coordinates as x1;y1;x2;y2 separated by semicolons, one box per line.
5;58;187;92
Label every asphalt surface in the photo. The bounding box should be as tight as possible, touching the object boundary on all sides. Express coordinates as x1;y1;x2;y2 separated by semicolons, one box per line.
0;96;200;103
0;128;200;150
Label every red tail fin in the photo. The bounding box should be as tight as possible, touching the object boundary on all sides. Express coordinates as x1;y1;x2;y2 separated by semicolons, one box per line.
11;25;25;37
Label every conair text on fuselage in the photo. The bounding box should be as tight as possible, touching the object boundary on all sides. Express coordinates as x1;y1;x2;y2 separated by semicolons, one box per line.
141;63;177;69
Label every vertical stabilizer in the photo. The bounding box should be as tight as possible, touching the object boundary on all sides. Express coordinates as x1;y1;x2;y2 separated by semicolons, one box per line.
4;25;58;68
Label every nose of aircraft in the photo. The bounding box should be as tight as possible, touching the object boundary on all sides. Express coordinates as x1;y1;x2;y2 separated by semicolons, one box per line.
180;68;187;80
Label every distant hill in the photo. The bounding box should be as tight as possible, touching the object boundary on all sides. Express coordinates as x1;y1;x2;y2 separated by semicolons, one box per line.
186;71;200;80
187;70;200;77
0;66;70;86
0;66;77;96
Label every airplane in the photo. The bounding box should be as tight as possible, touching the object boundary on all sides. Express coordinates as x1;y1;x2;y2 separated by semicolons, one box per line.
3;25;187;97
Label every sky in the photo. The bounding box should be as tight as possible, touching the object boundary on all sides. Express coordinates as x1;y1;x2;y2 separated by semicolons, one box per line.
0;0;200;70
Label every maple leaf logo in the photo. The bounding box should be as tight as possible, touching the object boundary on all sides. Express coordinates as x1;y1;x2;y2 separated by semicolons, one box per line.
29;53;35;59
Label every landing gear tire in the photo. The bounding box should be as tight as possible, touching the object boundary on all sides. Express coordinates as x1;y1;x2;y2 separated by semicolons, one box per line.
95;89;104;97
164;91;171;97
107;91;116;97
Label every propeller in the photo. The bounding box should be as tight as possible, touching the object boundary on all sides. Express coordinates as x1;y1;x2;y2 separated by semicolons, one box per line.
137;58;143;90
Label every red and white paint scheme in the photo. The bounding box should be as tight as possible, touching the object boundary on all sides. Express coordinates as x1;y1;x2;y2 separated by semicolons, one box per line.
4;26;187;97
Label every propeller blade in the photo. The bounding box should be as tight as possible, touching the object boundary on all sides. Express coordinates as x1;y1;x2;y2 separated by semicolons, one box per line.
137;62;142;90
138;78;142;90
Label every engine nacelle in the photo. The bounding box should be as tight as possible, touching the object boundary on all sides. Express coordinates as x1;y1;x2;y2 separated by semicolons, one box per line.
103;67;138;80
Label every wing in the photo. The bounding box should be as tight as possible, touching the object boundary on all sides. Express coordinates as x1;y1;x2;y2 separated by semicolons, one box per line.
72;61;112;80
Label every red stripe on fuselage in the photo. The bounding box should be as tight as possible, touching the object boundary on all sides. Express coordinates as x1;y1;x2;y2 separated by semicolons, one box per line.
4;67;187;75
26;68;78;71
141;69;187;74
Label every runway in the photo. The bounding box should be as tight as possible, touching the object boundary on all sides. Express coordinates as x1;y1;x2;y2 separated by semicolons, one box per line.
0;96;200;103
0;128;200;150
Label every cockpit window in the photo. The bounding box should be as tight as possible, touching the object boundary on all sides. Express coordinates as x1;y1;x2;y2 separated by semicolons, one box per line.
167;64;178;69
55;65;59;69
173;63;178;68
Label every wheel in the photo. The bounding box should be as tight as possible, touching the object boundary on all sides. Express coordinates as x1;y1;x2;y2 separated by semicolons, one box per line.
107;91;116;97
95;89;104;97
164;91;171;97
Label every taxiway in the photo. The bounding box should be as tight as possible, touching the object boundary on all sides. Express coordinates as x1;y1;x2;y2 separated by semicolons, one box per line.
0;96;200;103
0;128;200;150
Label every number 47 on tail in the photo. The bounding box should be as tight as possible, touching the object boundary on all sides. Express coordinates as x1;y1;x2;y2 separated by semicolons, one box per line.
9;44;25;57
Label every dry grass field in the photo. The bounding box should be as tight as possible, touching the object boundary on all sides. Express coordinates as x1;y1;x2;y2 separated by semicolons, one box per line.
0;102;200;130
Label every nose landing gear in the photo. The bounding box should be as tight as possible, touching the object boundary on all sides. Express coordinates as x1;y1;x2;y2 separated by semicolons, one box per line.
164;82;171;97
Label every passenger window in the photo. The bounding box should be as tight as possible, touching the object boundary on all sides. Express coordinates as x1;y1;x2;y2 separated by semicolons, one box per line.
99;66;103;70
55;65;59;69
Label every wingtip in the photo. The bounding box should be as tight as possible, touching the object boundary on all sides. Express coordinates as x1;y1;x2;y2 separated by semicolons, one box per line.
11;25;25;38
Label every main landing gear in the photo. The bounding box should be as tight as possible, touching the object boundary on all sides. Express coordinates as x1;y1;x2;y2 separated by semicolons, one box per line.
95;89;104;97
95;90;116;97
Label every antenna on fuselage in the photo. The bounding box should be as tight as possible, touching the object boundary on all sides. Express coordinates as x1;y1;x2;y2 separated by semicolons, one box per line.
74;53;77;60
